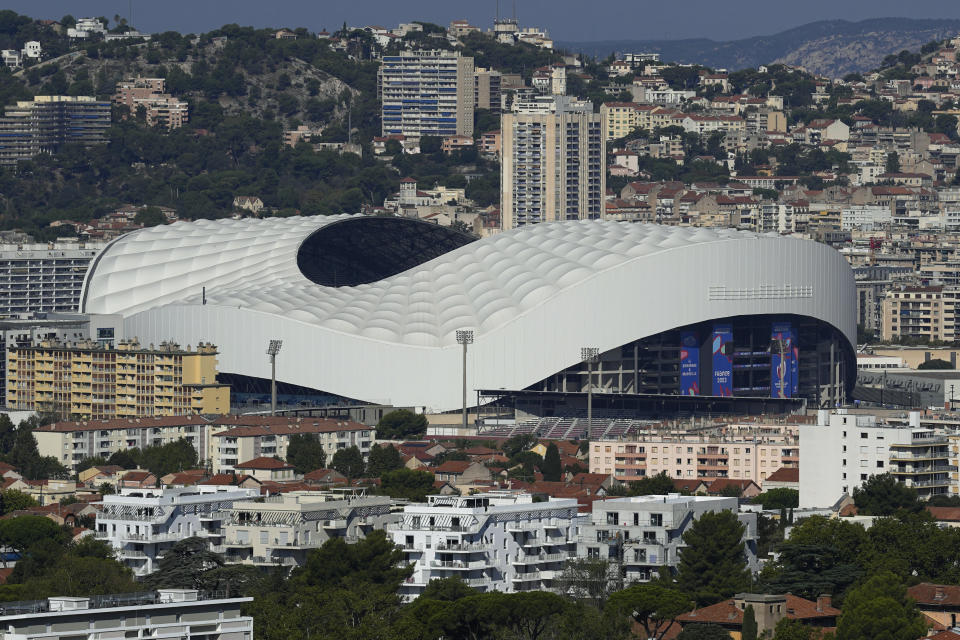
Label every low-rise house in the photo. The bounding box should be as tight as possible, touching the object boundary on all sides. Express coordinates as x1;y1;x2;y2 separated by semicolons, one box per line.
22;479;77;506
118;470;157;489
432;461;492;486
762;467;799;491
908;583;960;629
232;196;264;214
677;593;840;637
234;457;298;482
304;468;348;486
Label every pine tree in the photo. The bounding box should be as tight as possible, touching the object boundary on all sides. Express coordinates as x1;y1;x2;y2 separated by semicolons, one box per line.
676;510;751;605
742;604;757;640
542;443;562;482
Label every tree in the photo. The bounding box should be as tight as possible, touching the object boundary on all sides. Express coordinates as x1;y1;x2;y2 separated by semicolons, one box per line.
542;443;562;482
296;530;410;589
0;489;38;515
885;152;900;174
0;515;68;553
375;409;428;440
752;488;799;510
836;572;925;640
76;456;107;473
742;605;757;640
917;358;954;370
628;471;678;496
330;446;364;479
419;575;474;601
772;618;814;640
676;510;751;605
606;583;694;639
419;136;441;154
676;623;732;640
285;433;326;474
366;444;403;477
378;468;434;501
134;206;166;227
145;537;224;590
853;473;919;515
556;558;616;608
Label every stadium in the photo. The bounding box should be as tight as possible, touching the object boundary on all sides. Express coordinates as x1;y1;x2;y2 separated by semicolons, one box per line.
81;215;856;423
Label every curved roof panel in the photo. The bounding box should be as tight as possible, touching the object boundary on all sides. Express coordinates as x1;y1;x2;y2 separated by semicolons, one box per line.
83;215;856;411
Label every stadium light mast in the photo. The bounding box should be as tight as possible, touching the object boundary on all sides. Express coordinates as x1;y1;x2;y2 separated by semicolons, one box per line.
581;347;600;433
266;339;283;416
456;330;475;431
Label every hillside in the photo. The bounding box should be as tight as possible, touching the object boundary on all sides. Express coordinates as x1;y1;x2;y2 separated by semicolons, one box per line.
558;18;960;77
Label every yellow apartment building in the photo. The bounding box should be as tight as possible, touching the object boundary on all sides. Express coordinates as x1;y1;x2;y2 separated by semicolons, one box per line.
6;338;229;419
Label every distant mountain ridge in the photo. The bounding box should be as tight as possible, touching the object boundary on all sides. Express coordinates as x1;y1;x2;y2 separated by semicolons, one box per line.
558;18;960;77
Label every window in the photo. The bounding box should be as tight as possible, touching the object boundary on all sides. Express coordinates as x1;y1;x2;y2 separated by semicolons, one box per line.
606;512;619;525
876;461;884;468
643;531;657;542
587;547;599;558
650;513;663;527
861;432;868;439
860;474;868;481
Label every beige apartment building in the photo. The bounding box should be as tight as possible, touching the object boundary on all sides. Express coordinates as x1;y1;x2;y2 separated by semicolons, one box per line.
501;95;605;230
6;338;229;420
212;418;375;473
221;490;395;567
881;285;960;342
589;424;799;484
113;77;189;129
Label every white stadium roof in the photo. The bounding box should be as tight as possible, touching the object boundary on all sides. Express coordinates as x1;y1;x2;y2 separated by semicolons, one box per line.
82;215;856;412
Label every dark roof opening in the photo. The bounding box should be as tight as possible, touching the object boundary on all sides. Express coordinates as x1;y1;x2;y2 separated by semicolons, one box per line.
297;217;476;287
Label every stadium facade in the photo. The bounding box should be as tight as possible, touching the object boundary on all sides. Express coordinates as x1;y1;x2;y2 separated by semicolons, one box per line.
81;215;856;413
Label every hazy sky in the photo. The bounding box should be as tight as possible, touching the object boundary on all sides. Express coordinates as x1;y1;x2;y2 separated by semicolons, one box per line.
8;0;960;42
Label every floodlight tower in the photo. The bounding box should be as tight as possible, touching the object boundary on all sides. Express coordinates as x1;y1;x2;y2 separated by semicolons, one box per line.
266;339;283;416
456;330;475;430
581;347;600;433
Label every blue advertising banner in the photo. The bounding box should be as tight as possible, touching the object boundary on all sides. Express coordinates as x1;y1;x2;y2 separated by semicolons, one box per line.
790;326;799;396
680;332;700;395
770;321;794;398
711;324;733;397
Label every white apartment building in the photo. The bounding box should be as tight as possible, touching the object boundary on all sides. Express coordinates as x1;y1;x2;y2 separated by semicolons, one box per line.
212;418;374;473
378;50;475;139
0;590;252;640
221;490;395;568
501;95;606;230
389;491;581;601
578;495;758;584
841;205;892;231
0;240;107;315
799;409;953;508
95;486;259;576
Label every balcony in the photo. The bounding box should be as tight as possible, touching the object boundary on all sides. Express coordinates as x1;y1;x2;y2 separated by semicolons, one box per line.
429;559;491;570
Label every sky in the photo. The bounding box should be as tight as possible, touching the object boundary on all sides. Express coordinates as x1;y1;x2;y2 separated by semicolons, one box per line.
7;0;960;42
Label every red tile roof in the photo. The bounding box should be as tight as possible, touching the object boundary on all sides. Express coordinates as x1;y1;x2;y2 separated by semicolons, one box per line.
121;470;154;482
927;506;960;522
678;595;839;626
433;461;473;474
235;457;293;470
764;467;799;483
908;583;960;607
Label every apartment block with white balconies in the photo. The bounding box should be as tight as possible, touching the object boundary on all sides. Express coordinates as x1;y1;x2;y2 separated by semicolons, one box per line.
221;489;395;569
578;495;758;585
95;486;259;576
389;491;581;602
